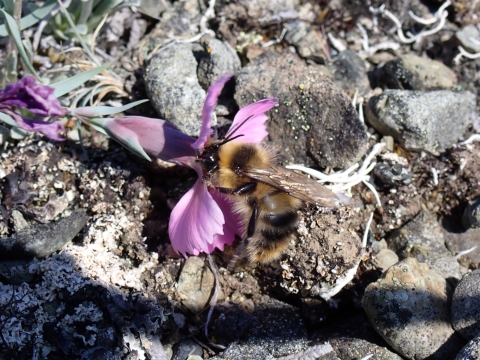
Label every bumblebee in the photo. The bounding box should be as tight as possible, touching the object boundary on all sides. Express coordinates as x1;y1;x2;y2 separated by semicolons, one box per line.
197;128;338;267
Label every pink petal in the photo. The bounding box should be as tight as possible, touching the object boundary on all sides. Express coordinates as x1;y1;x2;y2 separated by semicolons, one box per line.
105;116;197;166
226;98;278;144
192;74;233;151
210;190;243;251
169;171;225;257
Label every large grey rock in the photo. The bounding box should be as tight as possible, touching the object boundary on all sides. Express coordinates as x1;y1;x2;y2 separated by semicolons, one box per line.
235;51;368;169
144;43;207;136
452;270;480;340
363;258;462;359
366;90;476;155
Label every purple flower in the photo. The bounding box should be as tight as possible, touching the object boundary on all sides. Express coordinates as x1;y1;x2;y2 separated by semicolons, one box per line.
168;75;278;257
0;76;66;140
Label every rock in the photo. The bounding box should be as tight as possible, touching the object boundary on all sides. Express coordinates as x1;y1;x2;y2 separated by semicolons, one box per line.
452;270;480;340
284;208;362;300
235;51;368;169
222;0;299;22
455;335;480;360
326;50;370;96
462;198;480;229
210;299;308;359
376;54;457;90
313;313;404;360
363;258;462;359
144;43;207;136
176;256;214;313
456;25;480;53
0;210;89;260
172;338;203;360
196;36;241;89
284;20;328;61
365;90;476;155
373;162;412;188
10;209;28;232
445;228;480;268
372;249;399;271
387;210;462;281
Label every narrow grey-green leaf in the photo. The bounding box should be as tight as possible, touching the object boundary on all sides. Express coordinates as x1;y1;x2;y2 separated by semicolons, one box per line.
50;62;111;97
0;111;18;127
0;9;40;80
69;99;149;116
0;0;58;37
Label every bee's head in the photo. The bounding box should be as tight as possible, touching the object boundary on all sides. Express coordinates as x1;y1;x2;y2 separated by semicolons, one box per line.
196;144;220;173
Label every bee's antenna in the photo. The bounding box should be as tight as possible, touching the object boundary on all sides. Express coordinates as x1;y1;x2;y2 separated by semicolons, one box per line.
223;114;255;142
219;133;244;146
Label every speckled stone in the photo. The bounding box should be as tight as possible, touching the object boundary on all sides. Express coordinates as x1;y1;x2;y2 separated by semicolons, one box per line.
144;43;206;137
363;258;462;359
455;335;480;360
235;51;368;169
176;256;214;313
452;270;480;340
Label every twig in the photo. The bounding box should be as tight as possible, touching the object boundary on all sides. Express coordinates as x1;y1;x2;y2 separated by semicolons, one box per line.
362;212;374;247
204;255;226;350
454;46;480;64
455;246;478;260
431;167;439;186
198;0;216;37
459;134;480;145
327;32;346;52
287;143;385;207
262;27;287;48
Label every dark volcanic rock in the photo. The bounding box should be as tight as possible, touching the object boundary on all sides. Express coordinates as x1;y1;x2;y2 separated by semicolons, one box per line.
327;50;370;96
235;51;368;169
0;210;89;259
210;299;308;359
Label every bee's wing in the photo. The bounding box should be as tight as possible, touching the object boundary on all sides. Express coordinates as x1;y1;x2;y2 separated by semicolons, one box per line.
242;166;339;207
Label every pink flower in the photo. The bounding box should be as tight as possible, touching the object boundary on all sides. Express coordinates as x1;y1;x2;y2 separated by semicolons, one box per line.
168;74;278;257
74;74;277;257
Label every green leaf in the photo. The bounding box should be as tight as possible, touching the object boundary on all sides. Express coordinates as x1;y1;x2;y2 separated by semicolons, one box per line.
0;9;40;80
50;62;111;97
0;111;18;127
69;99;149;116
0;0;58;37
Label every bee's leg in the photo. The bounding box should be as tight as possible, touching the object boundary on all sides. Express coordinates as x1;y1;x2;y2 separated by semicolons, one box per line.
216;182;257;195
228;200;258;271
